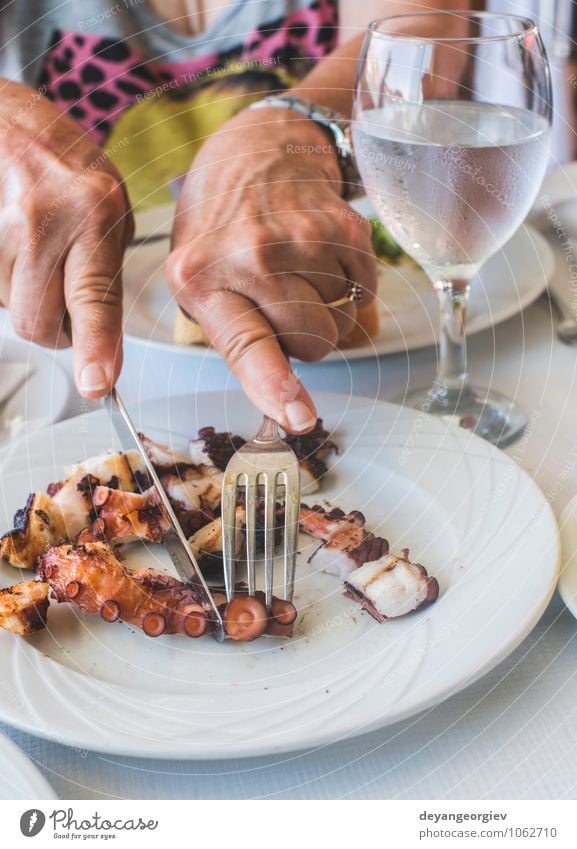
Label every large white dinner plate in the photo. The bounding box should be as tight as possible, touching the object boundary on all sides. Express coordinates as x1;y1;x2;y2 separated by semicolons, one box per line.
0;731;56;799
0;392;560;759
123;201;553;361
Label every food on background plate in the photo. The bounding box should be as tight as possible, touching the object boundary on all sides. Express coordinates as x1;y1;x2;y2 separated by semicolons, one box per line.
0;419;439;643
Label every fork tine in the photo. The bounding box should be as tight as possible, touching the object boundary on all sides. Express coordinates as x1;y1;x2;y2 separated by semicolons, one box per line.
221;475;238;602
282;468;300;601
245;479;257;595
263;471;277;608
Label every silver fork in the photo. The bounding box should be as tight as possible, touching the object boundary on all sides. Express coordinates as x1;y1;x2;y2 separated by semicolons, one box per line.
221;415;300;607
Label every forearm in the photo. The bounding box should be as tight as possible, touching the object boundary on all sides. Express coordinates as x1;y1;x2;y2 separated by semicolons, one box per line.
290;0;472;116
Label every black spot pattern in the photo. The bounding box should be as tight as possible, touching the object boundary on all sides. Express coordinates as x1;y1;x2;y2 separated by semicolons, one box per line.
257;16;283;36
315;24;334;44
69;105;86;119
94;118;111;134
289;22;309;37
129;63;156;83
81;63;105;84
97;38;131;62
88;89;118;109
274;45;305;65
116;79;146;96
58;80;81;100
54;57;71;74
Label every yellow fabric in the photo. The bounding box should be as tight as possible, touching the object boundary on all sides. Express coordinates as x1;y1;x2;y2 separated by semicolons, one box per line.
107;65;297;209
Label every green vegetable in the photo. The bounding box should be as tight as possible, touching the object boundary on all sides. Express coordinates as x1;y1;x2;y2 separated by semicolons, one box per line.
369;217;404;262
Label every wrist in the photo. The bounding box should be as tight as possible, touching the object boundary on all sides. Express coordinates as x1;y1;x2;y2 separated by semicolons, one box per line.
227;105;343;187
243;96;363;200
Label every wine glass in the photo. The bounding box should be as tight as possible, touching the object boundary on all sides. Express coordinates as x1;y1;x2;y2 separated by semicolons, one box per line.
353;11;552;446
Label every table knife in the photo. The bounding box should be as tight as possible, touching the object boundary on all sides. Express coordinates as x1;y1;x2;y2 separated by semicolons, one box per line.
104;388;225;641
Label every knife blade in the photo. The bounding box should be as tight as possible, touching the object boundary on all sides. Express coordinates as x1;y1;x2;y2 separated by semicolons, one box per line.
104;388;224;641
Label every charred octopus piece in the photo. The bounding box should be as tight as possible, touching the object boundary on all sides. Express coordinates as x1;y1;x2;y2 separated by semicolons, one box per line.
309;524;389;581
90;485;170;545
188;427;246;471
36;541;210;638
284;419;338;494
188;509;244;574
0;492;64;569
299;504;366;541
35;541;295;641
63;450;145;493
160;466;222;513
0;580;49;635
344;549;439;621
138;433;193;473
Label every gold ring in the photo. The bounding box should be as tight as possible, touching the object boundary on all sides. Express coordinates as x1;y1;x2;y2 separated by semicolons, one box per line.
325;282;364;309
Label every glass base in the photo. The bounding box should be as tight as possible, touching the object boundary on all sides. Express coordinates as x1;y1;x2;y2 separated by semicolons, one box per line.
394;384;528;448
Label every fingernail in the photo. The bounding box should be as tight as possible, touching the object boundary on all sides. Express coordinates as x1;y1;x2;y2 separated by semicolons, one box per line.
285;400;316;432
79;362;108;394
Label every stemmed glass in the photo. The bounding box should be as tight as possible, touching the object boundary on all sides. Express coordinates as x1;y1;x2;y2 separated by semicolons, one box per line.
353;11;552;446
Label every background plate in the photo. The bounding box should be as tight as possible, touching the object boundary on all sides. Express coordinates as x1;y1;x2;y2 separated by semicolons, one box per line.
0;392;560;759
123;200;553;361
0;731;56;800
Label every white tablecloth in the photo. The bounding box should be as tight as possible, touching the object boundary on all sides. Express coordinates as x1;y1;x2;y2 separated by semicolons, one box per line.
1;238;577;800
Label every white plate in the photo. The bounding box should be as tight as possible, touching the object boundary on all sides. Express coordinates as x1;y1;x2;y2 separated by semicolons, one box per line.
558;494;577;620
123;202;553;361
0;330;71;447
529;161;577;235
0;730;56;799
0;392;560;759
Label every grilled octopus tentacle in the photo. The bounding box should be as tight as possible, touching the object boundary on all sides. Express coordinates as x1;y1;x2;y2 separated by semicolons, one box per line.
36;541;297;640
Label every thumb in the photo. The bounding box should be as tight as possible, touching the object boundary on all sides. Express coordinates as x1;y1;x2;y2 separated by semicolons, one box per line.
195;292;318;434
64;239;124;398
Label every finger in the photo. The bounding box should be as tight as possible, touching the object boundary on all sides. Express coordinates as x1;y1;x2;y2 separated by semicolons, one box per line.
9;252;71;349
63;236;124;398
192;291;318;434
255;272;347;357
271;260;358;342
336;234;379;306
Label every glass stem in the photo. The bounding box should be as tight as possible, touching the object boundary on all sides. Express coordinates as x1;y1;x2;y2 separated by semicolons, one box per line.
432;279;471;403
